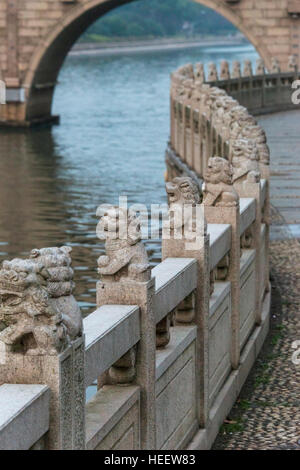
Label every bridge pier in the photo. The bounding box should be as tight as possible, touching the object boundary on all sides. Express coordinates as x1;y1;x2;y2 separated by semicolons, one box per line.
0;87;60;127
0;104;59;128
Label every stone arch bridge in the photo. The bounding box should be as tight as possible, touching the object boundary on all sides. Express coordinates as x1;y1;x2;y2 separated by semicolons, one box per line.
0;0;300;126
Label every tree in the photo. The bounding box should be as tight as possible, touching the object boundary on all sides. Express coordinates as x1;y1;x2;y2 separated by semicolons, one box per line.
85;0;237;40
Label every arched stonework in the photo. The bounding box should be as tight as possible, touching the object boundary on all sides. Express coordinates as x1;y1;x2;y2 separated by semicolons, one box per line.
0;0;298;126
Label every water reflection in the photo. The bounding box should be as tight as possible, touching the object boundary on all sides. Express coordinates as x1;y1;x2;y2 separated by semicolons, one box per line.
0;44;258;315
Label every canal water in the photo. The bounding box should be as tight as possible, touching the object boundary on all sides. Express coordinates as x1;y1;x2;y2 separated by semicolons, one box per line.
0;43;257;315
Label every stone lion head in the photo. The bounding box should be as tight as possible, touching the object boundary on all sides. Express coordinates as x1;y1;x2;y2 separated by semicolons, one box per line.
232;139;259;163
166;177;201;207
204;157;233;185
0;258;64;341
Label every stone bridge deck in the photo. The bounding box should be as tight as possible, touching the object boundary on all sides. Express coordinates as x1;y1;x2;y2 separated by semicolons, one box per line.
259;109;300;239
213;110;300;450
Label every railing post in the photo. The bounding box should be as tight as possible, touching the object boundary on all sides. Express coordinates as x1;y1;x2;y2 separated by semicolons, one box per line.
162;177;210;428
262;171;271;299
170;78;176;149
235;179;263;325
0;248;85;449
231;139;264;325
262;70;266;108
203;157;241;369
96;207;156;450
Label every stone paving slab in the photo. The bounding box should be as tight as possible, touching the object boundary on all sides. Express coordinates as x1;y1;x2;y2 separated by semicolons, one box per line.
270;189;300;197
259;110;300;231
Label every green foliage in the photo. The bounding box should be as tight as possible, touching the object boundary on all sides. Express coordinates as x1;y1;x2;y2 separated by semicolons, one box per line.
220;419;245;434
85;0;236;40
238;399;251;410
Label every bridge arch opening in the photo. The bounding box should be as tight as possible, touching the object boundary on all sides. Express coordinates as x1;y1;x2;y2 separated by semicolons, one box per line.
24;0;271;124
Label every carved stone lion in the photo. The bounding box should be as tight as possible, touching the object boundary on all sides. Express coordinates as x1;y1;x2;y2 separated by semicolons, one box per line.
195;63;205;83
29;246;83;340
202;157;239;207
199;86;226;117
166;176;201;207
175;79;194;101
207;63;218;82
223;104;247;133
96;207;150;282
220;60;230;80
177;63;194;79
271;57;280;73
243;60;253;77
288;55;297;72
213;96;236;130
165;176;205;237
239;124;270;166
230;111;256;141
197;84;214;113
256;58;265;75
0;259;69;355
232;61;241;78
231;139;261;184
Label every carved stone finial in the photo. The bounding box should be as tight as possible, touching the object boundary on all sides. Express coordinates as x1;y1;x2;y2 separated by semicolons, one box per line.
223;104;247;130
29;246;83;340
207;63;218;82
0;258;69;356
220;60;230;80
176;78;194;101
239;124;270;166
231;139;261;184
30;246;73;297
195;63;205;84
256;58;265;75
243;60;253;77
165;176;206;237
202;157;239;207
270;57;281;73
288;55;298;72
177;63;194;80
229;111;254;144
213;95;236;127
97;207;150;282
232;60;241;78
166;176;201;215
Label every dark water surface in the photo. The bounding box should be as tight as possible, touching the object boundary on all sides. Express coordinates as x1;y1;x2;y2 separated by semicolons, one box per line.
0;44;257;315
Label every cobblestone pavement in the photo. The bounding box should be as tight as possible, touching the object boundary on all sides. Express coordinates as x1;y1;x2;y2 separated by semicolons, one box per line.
213;222;300;449
213;111;300;449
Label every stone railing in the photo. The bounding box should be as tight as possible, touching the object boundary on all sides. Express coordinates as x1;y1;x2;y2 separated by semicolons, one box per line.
172;56;300;116
164;59;271;448
0;60;272;450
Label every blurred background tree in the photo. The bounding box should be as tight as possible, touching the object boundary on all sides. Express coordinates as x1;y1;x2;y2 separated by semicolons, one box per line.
84;0;237;41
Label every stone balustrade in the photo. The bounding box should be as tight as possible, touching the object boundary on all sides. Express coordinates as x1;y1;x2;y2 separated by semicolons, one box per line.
172;57;300;117
0;384;50;450
0;59;273;450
